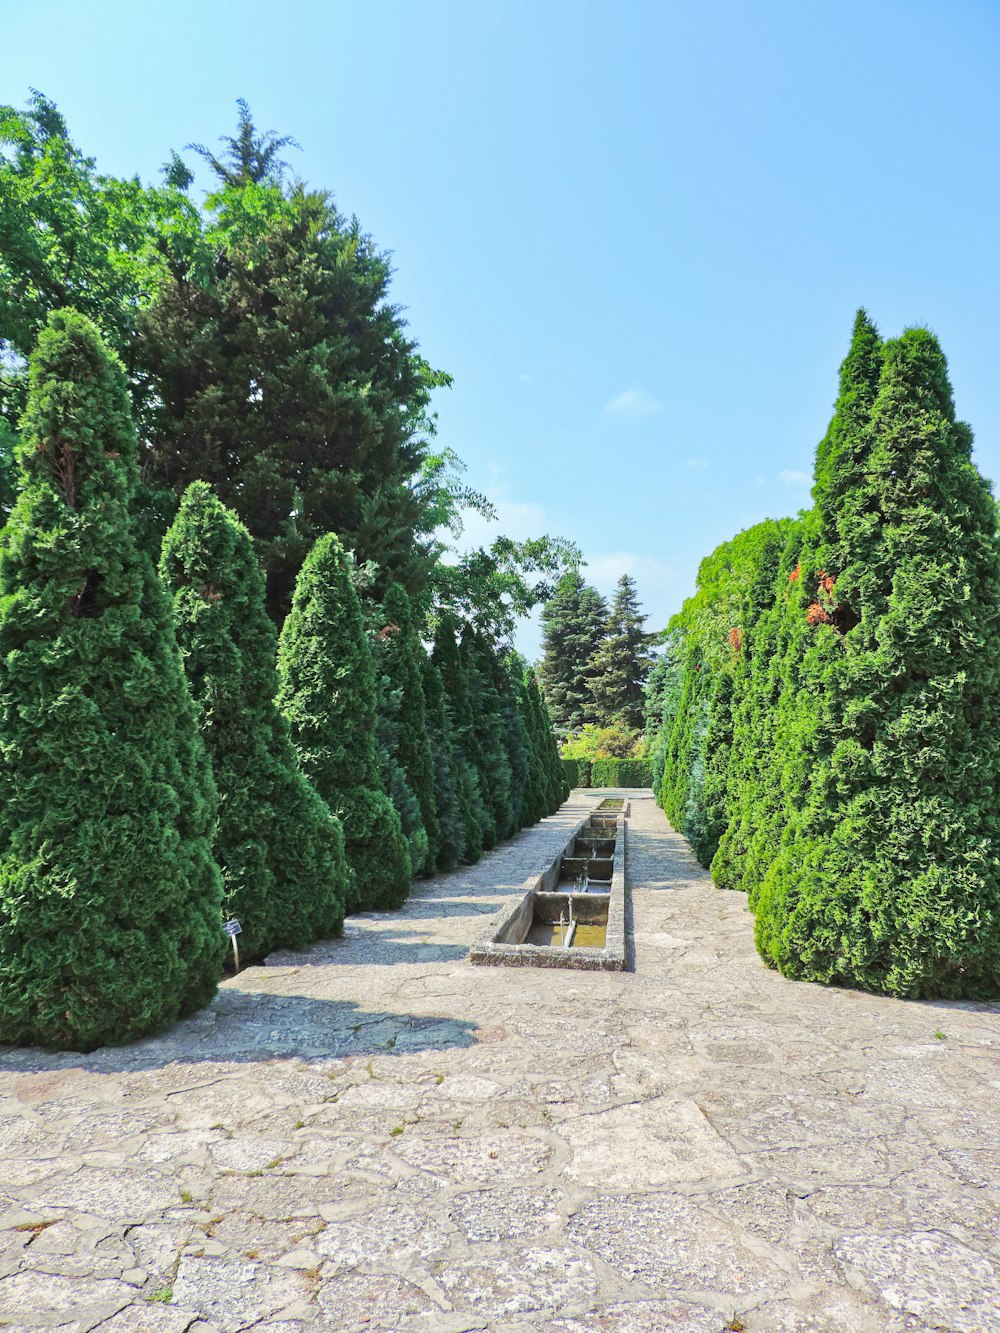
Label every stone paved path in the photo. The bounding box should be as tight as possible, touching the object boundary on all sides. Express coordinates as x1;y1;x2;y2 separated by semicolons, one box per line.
2;792;1000;1332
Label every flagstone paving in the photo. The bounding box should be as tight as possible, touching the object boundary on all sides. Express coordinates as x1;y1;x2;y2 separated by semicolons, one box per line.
2;792;999;1332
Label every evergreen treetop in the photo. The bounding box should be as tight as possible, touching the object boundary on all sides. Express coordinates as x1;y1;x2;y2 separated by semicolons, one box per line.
539;570;607;732
588;574;656;731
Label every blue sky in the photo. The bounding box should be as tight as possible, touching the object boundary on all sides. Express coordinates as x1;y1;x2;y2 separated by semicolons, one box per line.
4;0;999;656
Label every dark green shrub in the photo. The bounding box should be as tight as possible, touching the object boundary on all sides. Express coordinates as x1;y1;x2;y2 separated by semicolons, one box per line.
277;533;411;912
497;651;533;828
522;669;567;814
0;311;223;1050
461;627;515;842
432;614;489;858
562;758;591;788
161;482;347;961
591;758;653;788
374;585;439;876
756;323;1000;998
421;655;466;872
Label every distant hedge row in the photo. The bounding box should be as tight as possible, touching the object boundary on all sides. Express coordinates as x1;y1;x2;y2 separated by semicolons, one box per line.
562;757;653;788
647;311;1000;1000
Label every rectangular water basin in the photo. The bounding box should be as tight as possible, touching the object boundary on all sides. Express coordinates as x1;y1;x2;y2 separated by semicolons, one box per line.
470;805;626;971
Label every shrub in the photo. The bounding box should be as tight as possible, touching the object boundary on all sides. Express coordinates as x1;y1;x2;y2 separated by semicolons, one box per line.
432;614;489;859
161;483;348;960
277;533;411;912
756;323;1000;998
374;585;439;876
0;311;223;1050
591;758;653;788
562;758;591;788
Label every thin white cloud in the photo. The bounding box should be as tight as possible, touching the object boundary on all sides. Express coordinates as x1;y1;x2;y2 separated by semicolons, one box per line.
686;458;710;468
603;386;664;419
518;372;532;383
779;469;810;487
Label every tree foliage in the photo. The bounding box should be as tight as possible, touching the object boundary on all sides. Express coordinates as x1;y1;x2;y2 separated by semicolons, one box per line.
0;311;223;1050
588;574;657;731
650;310;1000;999
161;482;348;962
539;570;607;732
373;584;439;876
277;533;411;912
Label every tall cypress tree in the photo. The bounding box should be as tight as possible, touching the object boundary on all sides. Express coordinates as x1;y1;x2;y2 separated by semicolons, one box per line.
0;311;223;1050
461;627;516;843
160;482;348;961
756;323;1000;998
523;668;568;815
539;571;607;732
433;614;491;856
421;654;466;872
499;651;533;829
277;533;411;913
710;521;806;892
588;574;656;730
374;585;439;876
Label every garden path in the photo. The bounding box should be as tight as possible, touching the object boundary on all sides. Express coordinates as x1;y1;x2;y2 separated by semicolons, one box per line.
2;792;999;1332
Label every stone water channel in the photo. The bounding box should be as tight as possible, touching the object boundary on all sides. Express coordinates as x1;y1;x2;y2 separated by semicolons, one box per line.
1;790;1000;1332
469;802;627;969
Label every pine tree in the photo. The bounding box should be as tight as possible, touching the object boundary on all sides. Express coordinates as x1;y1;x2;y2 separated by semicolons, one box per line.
461;627;515;842
0;311;223;1050
588;575;656;730
374;585;439;876
539;571;607;732
421;655;466;872
160;482;348;961
277;533;411;913
756;321;1000;998
432;614;491;856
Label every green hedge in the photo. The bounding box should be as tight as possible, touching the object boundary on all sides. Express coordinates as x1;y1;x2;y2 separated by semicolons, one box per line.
562;758;591;788
591;758;653;788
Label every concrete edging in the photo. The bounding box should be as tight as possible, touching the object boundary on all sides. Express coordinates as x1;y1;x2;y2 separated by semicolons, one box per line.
469;811;627;971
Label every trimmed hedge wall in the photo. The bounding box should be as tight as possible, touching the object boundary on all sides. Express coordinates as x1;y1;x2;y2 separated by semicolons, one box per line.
562;758;591;788
591;758;653;788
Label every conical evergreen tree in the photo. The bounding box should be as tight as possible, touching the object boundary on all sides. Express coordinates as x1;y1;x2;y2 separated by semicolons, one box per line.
519;671;548;827
523;668;567;815
374;585;439;876
539;571;607;732
461;627;516;843
499;651;533;828
160;482;348;961
710;521;806;892
277;533;411;913
421;654;466;872
756;323;1000;998
432;614;491;856
588;575;656;730
726;314;883;905
0;310;223;1050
